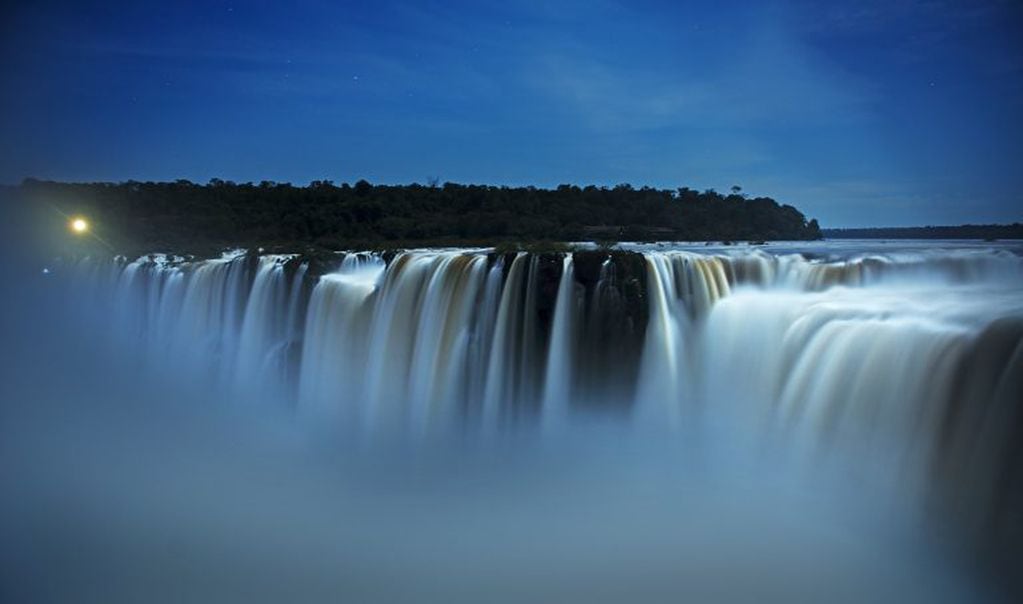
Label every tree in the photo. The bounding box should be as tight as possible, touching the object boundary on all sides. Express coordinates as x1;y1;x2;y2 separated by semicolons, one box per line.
22;178;825;254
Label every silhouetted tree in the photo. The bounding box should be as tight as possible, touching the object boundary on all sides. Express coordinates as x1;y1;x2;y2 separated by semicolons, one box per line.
20;179;825;254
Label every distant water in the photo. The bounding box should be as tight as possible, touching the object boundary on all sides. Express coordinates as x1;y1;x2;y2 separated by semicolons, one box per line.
1;240;1019;602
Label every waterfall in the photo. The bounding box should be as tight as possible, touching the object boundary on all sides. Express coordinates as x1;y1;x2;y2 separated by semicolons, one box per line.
66;245;1022;502
78;246;1023;432
297;253;384;425
33;241;1023;604
541;253;576;430
634;253;690;426
62;243;1023;535
405;254;489;435
481;253;529;430
234;255;297;402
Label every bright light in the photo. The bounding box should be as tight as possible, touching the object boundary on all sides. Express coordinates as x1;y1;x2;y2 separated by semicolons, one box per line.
71;218;89;233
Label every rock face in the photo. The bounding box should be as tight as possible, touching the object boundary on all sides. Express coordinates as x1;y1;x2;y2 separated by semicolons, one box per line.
572;251;648;405
933;317;1023;559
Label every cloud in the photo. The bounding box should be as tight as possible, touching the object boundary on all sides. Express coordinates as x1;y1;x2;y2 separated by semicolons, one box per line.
518;19;877;134
792;0;1000;35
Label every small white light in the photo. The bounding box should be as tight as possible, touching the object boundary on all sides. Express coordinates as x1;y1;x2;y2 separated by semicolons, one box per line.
71;218;89;233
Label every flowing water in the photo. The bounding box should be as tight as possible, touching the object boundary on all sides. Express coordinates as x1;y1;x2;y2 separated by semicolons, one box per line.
2;241;1021;602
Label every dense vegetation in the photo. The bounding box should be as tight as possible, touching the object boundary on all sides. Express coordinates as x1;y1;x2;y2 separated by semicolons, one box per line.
22;179;822;254
824;225;1023;240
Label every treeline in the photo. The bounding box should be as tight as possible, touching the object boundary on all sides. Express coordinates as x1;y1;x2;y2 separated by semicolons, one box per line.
824;224;1023;240
22;179;822;254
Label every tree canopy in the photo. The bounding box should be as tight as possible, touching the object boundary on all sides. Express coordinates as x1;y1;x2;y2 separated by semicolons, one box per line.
22;179;823;255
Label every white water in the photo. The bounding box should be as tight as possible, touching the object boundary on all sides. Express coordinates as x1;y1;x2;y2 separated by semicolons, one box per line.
541;253;577;430
81;244;1023;442
26;240;1023;602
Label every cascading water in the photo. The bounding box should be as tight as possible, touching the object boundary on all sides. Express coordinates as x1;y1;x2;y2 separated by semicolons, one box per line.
83;245;1023;433
12;240;1022;602
541;254;577;430
298;252;385;424
234;255;304;402
66;243;1023;557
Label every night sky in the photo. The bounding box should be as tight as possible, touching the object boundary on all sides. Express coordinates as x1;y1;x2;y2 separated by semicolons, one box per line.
2;0;1021;227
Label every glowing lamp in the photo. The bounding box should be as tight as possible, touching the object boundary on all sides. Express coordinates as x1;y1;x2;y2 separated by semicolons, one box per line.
71;217;89;234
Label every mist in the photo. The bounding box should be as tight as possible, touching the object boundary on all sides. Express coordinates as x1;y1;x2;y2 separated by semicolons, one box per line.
1;228;1018;602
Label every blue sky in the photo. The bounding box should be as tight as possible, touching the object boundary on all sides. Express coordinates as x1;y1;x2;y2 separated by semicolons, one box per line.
2;0;1021;226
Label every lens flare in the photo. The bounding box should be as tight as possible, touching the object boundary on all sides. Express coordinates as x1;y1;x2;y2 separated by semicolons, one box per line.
70;217;89;233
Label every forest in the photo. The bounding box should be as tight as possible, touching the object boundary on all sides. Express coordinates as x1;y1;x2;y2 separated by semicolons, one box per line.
20;179;823;254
